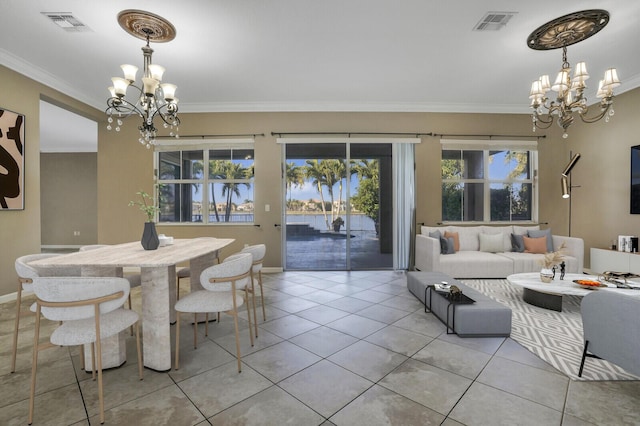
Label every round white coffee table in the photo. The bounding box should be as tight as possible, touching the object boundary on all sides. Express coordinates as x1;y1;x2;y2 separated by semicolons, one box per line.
506;272;614;311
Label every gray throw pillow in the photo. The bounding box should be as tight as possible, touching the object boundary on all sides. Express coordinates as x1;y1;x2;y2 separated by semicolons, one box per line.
511;233;525;252
527;229;554;252
428;230;442;239
428;230;447;254
442;237;456;255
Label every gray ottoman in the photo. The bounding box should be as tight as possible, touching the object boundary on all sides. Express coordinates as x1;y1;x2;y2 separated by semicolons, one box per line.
407;271;512;337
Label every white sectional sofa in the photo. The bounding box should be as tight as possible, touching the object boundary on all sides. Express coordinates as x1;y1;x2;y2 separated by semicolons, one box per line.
415;225;584;279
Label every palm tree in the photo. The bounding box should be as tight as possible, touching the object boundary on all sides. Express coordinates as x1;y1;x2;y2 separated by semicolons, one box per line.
324;159;346;220
304;159;330;229
285;162;305;209
220;161;251;222
208;160;225;222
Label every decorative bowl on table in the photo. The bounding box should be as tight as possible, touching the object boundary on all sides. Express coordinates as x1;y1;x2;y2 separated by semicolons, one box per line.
573;279;606;289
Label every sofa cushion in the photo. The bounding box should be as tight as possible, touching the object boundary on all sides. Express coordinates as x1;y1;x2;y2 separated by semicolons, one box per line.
479;233;504;253
513;225;540;235
480;225;513;252
528;229;554;252
447;226;481;251
497;252;579;274
438;251;514;278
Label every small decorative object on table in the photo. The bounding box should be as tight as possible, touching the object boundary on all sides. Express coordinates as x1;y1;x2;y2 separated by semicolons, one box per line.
129;190;160;250
539;243;566;283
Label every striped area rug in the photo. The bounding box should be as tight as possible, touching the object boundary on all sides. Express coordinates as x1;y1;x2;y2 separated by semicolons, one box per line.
461;279;640;381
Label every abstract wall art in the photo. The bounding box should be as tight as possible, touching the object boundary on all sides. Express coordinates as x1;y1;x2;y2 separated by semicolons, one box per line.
0;108;25;210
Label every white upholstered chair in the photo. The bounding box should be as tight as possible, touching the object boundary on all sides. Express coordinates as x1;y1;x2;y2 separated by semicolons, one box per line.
579;291;640;378
175;252;220;301
79;244;142;310
240;244;267;323
174;252;253;372
28;276;142;425
12;253;80;373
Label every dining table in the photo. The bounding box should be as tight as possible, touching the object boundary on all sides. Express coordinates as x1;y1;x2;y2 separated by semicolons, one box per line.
29;237;234;371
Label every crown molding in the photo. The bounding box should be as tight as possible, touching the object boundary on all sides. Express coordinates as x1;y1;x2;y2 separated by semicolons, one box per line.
178;101;532;114
0;49;102;110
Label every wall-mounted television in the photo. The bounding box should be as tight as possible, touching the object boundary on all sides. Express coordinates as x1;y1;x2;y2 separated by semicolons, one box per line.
631;145;640;214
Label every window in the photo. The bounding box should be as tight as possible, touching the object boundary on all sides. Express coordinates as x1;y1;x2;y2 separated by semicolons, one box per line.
155;141;254;224
441;140;537;223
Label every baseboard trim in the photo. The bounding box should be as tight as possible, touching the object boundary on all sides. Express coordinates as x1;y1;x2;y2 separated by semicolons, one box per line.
0;292;17;304
263;267;284;273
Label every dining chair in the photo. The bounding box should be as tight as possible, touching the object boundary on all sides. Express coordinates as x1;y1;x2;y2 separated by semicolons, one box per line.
12;253;79;373
174;252;253;372
241;244;267;322
176;252;220;301
80;245;142;331
28;276;143;425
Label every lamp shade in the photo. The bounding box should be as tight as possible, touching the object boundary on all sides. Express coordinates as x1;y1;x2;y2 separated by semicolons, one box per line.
160;83;177;101
142;77;159;96
148;64;165;81
602;68;621;90
572;62;589;82
561;175;570;198
111;77;129;97
120;64;138;82
551;69;570;93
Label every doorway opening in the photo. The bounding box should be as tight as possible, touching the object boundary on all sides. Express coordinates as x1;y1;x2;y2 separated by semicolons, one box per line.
283;142;393;270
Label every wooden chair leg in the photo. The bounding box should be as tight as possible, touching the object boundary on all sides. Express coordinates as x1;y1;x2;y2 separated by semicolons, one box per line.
245;289;254;347
259;271;266;321
232;311;242;373
94;326;105;423
90;343;96;381
11;284;24;373
28;306;42;425
205;313;209;336
250;275;259;338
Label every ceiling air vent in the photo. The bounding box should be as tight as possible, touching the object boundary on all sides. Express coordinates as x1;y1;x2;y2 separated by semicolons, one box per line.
42;12;92;32
474;12;516;31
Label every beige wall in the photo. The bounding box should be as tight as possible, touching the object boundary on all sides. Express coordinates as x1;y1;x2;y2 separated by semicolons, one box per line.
562;88;640;266
40;152;97;246
2;57;639;297
0;64;101;297
97;110;567;270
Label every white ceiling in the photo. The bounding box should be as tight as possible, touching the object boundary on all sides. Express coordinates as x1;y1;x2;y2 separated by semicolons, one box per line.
2;1;640;151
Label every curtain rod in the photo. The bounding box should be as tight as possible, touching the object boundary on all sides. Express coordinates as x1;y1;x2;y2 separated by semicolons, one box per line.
271;131;544;139
271;131;433;137
156;133;265;139
433;133;545;139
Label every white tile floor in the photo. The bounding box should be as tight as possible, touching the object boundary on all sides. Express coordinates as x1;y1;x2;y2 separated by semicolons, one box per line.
1;270;639;425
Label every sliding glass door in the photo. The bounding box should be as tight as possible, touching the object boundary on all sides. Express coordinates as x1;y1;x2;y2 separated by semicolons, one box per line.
283;142;393;270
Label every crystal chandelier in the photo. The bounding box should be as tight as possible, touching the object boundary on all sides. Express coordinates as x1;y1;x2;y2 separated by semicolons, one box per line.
106;10;180;149
527;10;621;139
